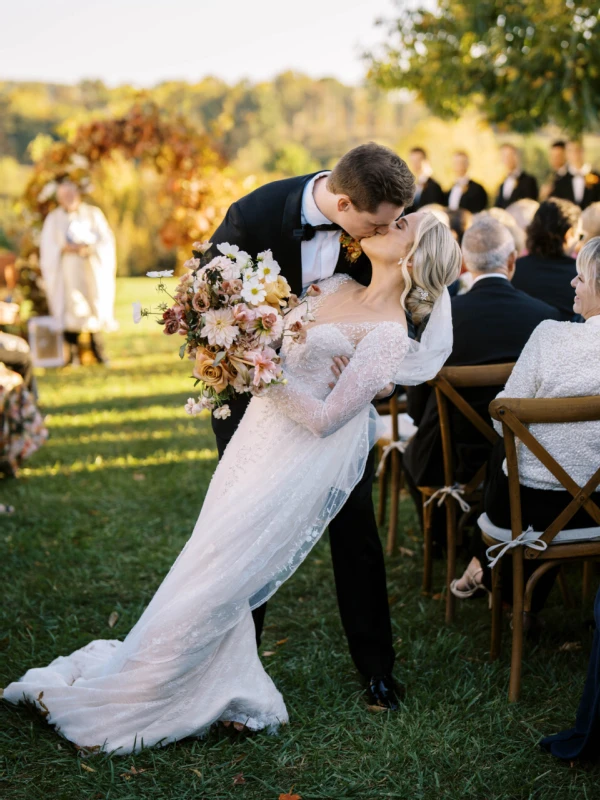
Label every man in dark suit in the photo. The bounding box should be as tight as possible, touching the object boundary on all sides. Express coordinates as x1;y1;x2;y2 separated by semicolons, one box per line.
445;151;488;214
403;216;561;535
551;140;600;210
405;147;445;213
207;143;416;709
495;144;539;208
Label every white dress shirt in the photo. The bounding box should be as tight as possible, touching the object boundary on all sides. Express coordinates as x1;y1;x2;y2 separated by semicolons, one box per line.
300;171;341;288
569;164;591;205
502;171;521;202
448;176;469;210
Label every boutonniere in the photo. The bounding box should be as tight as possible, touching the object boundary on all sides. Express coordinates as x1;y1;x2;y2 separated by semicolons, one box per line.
339;232;362;263
585;173;599;188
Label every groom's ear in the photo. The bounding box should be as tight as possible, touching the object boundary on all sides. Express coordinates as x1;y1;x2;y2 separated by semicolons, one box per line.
337;195;352;213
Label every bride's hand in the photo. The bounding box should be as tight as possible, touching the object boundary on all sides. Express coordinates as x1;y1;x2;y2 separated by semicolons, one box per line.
329;355;394;399
329;356;349;389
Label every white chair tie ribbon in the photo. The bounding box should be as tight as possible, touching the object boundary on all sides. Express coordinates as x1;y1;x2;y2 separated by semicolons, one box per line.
375;440;407;478
424;483;471;513
485;526;548;570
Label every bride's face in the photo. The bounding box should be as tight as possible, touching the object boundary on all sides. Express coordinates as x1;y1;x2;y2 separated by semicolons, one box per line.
360;211;425;266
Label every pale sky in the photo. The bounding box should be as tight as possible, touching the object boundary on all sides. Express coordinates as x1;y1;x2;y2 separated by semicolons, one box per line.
0;0;400;86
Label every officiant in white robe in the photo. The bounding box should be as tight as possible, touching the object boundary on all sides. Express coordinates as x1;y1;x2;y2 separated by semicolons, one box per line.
40;182;116;365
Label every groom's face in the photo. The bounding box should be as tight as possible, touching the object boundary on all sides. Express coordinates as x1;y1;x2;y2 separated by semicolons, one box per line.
338;198;404;241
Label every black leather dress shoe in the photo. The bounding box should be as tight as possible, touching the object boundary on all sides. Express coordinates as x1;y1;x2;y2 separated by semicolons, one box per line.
367;674;405;710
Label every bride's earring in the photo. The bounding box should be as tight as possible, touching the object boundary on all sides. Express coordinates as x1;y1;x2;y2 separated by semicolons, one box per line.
398;257;404;265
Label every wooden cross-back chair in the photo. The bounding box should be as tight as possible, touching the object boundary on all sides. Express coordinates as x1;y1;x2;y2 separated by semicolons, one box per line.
482;396;600;702
375;391;412;554
420;362;515;624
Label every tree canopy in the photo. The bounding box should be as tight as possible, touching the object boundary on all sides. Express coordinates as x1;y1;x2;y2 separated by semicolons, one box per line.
369;1;600;135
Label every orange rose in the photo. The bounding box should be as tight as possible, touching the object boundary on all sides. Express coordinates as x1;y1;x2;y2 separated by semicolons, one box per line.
192;347;232;393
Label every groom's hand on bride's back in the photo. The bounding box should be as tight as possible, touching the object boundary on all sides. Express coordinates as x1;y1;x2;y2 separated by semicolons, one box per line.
329;356;393;400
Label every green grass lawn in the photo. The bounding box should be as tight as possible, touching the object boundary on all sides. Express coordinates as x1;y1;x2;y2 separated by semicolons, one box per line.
1;278;599;800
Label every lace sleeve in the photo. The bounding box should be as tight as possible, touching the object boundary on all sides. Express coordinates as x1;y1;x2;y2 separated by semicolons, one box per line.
492;321;547;436
270;322;410;438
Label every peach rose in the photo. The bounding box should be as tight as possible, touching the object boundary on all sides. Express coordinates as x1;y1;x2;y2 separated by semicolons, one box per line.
192;347;232;393
264;275;292;308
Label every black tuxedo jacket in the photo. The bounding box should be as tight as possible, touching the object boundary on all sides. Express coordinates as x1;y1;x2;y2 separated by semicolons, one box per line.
512;253;578;321
405;177;445;214
444;180;488;214
551;171;600;210
495;172;539;208
208;173;373;440
208;173;372;296
403;277;561;486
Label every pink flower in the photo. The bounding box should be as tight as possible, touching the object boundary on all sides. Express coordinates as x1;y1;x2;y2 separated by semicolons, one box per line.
233;304;256;325
289;319;307;344
248;347;280;386
192;289;211;312
163;306;184;335
306;284;321;297
253;304;284;344
287;293;300;309
184;257;201;270
192;240;213;254
221;279;243;296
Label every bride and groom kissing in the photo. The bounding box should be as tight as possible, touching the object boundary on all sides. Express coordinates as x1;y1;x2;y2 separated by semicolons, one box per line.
3;143;462;753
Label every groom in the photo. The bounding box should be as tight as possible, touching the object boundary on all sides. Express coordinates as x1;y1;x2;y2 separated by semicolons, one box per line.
208;143;415;709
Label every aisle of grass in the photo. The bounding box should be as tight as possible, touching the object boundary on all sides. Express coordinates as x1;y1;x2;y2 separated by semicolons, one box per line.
1;278;599;800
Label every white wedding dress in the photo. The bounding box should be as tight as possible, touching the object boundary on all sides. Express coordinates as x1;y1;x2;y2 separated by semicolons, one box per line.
3;275;452;753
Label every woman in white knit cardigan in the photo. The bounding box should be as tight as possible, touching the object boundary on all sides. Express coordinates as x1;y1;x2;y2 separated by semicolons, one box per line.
452;236;600;606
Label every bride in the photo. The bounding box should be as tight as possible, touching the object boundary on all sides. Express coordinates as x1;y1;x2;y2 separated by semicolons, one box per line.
3;211;461;753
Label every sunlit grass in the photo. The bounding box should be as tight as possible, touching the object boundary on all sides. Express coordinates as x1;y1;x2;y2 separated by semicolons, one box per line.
1;278;599;799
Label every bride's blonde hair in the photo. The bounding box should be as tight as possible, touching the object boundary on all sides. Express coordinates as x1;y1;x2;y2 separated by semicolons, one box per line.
399;213;462;322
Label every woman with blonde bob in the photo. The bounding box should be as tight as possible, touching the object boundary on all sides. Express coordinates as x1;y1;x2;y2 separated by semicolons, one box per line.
5;213;461;754
452;238;600;760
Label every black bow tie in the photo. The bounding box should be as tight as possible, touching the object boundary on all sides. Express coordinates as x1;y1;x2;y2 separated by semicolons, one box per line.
292;222;341;241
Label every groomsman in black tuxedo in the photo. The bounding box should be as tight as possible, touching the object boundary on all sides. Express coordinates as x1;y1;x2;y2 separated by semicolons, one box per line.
494;144;538;209
405;147;445;213
208;143;416;709
445;151;488;214
551;140;600;210
402;216;560;539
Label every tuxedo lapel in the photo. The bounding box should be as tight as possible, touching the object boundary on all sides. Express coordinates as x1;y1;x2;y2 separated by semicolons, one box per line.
279;174;315;295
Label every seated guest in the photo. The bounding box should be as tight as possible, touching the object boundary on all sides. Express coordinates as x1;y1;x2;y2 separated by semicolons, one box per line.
445;151;488;214
405;148;445;213
403;217;560;539
551;140;600;210
0;363;47;477
446;207;473;245
475;208;526;256
580;202;600;245
540;140;568;202
0;331;35;394
512;198;582;320
452;242;600;732
495;144;538;209
505;198;539;240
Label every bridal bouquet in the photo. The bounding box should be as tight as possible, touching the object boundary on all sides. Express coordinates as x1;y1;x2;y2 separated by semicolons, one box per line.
136;242;299;419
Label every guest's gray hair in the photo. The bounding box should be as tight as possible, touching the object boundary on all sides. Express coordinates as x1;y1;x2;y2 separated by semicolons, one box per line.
581;203;600;244
473;208;526;255
577;236;600;295
506;198;540;232
461;216;517;273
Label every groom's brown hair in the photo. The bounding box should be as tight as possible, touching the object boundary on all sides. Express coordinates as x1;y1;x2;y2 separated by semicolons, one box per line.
327;143;415;213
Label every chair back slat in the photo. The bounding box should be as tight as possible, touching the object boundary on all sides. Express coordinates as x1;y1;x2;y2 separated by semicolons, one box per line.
490;396;600;424
439;362;516;388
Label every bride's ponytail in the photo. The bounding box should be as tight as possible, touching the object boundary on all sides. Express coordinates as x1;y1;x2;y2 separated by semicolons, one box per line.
400;214;462;322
